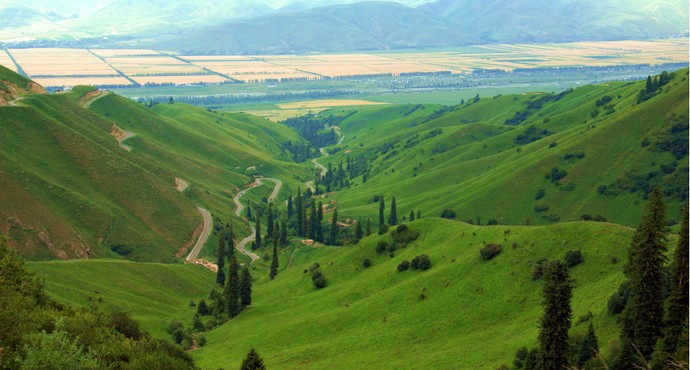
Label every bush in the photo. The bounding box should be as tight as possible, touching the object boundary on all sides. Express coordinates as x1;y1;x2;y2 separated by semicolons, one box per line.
375;241;388;254
109;311;142;340
397;261;410;272
533;204;549;213
479;244;502;261
410;254;431;270
362;258;372;268
110;244;133;256
531;258;548;280
313;275;327;289
608;281;631;315
440;209;456;219
535;188;545;200
564;250;583;268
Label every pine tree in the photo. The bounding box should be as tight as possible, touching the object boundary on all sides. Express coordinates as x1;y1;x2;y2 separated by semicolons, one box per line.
255;213;262;249
192;314;204;332
654;206;689;365
538;260;572;370
269;237;279;280
296;187;304;236
366;218;371;236
280;221;288;246
621;188;667;362
355;221;363;240
316;201;324;242
330;208;339;245
226;223;235;256
246;200;252;220
388;196;398;226
287;193;293;217
300;195;307;237
197;299;209;315
216;231;226;286
241;348;266;370
240;264;252;308
417;210;421;220
378;196;385;234
308;199;317;240
225;255;241;318
266;202;273;239
645;75;653;93
575;322;599;368
409;210;415;222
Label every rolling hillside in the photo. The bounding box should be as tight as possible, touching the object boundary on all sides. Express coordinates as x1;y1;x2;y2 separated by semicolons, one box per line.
0;66;308;261
317;69;688;228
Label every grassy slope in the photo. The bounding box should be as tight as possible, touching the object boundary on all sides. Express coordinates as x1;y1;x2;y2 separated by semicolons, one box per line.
26;260;214;338
321;70;688;228
0;73;308;261
193;219;635;369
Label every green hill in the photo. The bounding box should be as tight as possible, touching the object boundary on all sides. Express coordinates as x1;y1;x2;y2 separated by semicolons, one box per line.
316;69;688;228
0;71;308;262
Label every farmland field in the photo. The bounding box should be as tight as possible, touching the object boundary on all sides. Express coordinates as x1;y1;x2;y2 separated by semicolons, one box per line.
1;38;686;88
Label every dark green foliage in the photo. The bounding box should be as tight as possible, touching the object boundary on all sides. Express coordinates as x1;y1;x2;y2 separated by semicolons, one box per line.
654;206;689;366
308;199;317;240
375;241;388;254
440;209;456;219
479;244;502;261
545;167;568;184
266;203;274;239
563;250;583;268
216;232;227;286
397;260;410;272
287;194;293;217
362;258;372;268
192;314;204;332
538;261;572;370
533;204;550;213
355;221;363;240
197;299;209;315
296;188;304;236
365;218;371;236
514;126;551;145
607;281;631;315
255;213;262;249
654;113;689;160
573;322;599;368
312;271;327;289
595;95;613;107
378;196;385;234
513;347;540;369
240;265;252;308
409;210;415;221
388;197;398;226
241;347;266;370
110;244;133;256
280;221;288;246
417;210;421;219
109;311;142;340
535;188;545;200
269;238;279;280
410;254;431;270
621;188;668;362
390;224;420;249
532;258;548;280
330;208;339;245
246;200;253;220
316;201;324;242
225;255;241;318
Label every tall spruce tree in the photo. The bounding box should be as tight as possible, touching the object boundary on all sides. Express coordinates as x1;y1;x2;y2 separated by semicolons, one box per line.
308;199;317;240
355;221;363;240
269;237;279;280
300;195;308;237
409;210;415;222
280;221;288;245
575;322;599;368
316;201;324;242
255;213;262;249
216;231;227;286
266;202;273;239
538;260;572;370
378;196;385;234
225;255;241;318
246;200;252;220
240;265;252;308
241;348;266;370
287;193;293;217
654;206;689;366
330;209;339;245
388;196;398;226
417;210;421;220
226;223;235;256
296;187;304;236
621;188;668;363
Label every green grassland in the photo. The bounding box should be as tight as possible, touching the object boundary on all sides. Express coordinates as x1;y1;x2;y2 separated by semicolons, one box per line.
26;259;215;338
0;71;309;261
192;219;638;369
317;69;688;228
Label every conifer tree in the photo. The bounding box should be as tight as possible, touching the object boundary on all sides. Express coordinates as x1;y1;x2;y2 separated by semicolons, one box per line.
538;260;572;370
269;237;279;280
388;196;398;226
197;299;209;315
216;231;226;286
366;218;371;236
575;322;599;368
409;210;415;222
378;196;385;234
246;200;252;220
266;202;273;239
645;75;653;93
355;221;363;240
240;264;252;308
308;199;317;240
654;206;689;365
255;213;262;249
280;221;288;245
417;210;421;219
193;314;204;332
330;208;339;245
621;188;668;363
287;193;293;217
300;196;307;237
317;201;324;242
225;255;241;318
241;348;266;370
226;223;235;256
296;187;304;235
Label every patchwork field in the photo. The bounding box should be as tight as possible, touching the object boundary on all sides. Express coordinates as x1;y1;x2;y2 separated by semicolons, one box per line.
3;38;686;88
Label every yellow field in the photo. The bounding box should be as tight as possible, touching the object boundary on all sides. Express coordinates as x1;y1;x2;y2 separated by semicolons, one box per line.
131;74;229;85
9;48;117;76
32;76;132;88
8;38;688;88
278;99;388;109
0;50;17;72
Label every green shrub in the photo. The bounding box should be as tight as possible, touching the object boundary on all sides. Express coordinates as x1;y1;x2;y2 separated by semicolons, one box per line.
440;209;456;219
397;261;410;272
607;281;631;315
531;258;548;280
411;254;431;270
564;250;583;268
480;244;502;261
362;258;372;268
375;241;388;254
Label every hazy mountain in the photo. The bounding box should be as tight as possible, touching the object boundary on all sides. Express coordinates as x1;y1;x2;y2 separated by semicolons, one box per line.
419;0;685;43
0;5;56;29
162;1;476;54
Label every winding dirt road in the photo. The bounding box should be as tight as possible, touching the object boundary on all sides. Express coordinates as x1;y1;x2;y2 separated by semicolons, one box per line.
186;208;212;261
305;148;330;193
233;177;282;262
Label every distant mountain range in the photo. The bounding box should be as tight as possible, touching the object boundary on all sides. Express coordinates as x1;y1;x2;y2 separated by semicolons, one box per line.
0;0;686;53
